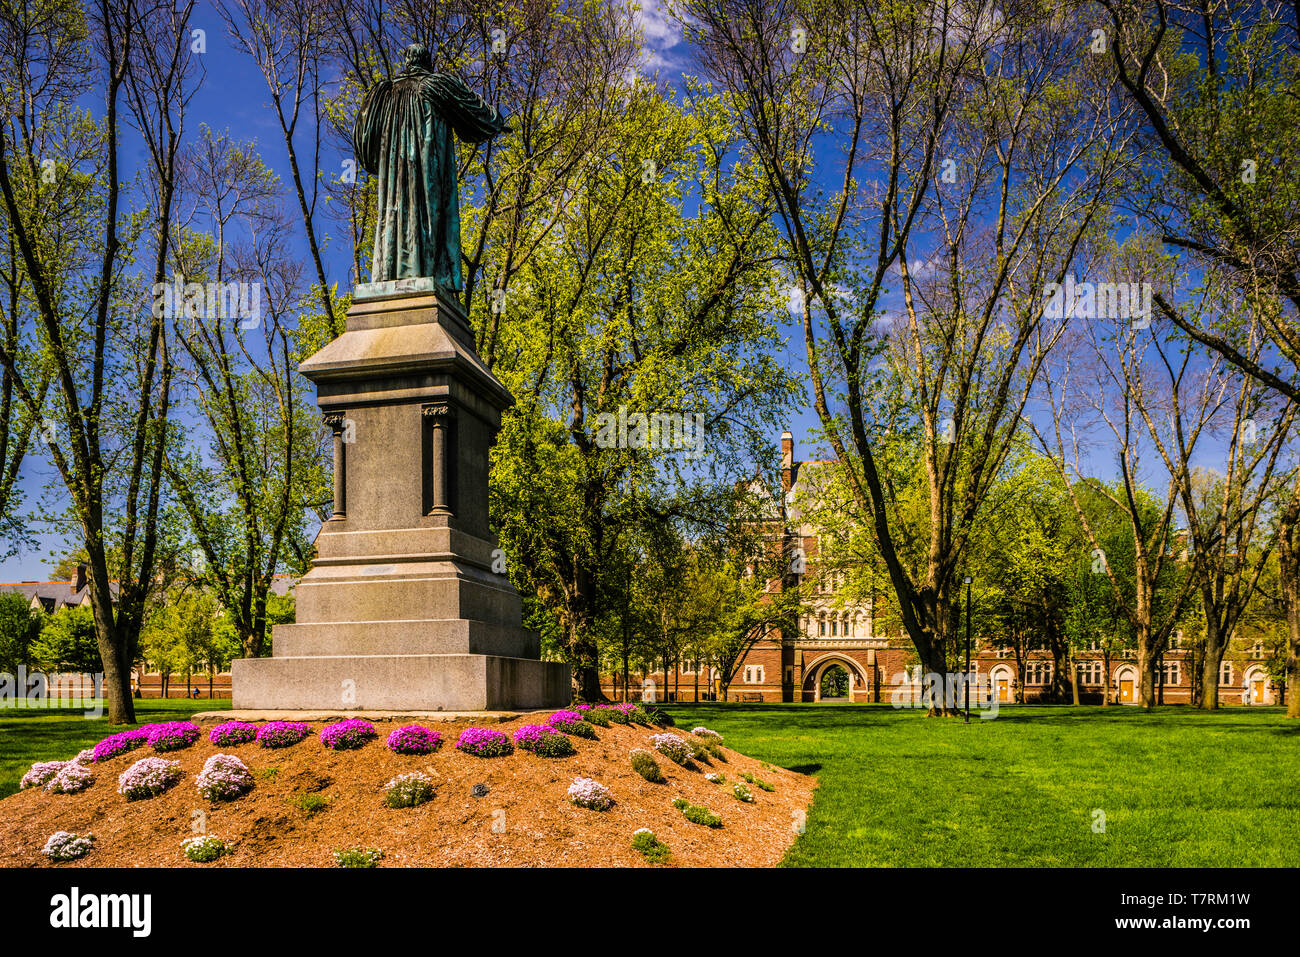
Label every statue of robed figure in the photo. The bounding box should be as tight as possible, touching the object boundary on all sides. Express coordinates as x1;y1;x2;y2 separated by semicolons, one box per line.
352;43;509;289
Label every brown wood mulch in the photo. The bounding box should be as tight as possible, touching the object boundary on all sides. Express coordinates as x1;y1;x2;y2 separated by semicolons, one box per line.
0;719;816;868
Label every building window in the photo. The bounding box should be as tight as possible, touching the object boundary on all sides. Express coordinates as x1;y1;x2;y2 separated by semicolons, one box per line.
830;619;837;637
1085;639;1102;652
1161;660;1180;686
1025;661;1052;684
818;618;826;637
995;647;1011;659
744;665;765;684
1077;660;1103;685
681;659;702;675
1251;641;1264;659
1170;631;1182;649
1220;661;1233;685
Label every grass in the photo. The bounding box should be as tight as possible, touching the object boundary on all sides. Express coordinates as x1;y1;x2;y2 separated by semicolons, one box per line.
659;702;1300;867
0;698;229;799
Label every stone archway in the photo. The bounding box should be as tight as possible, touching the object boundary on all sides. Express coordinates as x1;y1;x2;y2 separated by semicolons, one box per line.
1114;664;1138;705
819;664;850;701
803;654;866;702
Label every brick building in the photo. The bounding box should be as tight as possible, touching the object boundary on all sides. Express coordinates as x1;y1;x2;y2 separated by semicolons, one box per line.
602;432;1280;708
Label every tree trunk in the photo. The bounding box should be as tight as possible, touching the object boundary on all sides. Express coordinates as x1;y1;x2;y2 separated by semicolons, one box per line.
1200;614;1226;711
1102;651;1111;706
1280;531;1300;718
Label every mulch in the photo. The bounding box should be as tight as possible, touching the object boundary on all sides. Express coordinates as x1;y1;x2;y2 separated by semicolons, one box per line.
0;718;816;867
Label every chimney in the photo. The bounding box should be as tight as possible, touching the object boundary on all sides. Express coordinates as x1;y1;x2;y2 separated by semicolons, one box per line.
780;431;794;495
72;563;86;594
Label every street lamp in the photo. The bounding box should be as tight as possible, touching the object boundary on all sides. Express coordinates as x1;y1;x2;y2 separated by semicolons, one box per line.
963;576;973;724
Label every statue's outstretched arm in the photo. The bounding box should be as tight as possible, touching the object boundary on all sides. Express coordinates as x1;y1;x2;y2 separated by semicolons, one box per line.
423;73;510;142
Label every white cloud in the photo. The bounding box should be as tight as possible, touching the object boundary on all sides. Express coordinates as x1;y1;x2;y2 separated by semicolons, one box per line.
633;0;683;71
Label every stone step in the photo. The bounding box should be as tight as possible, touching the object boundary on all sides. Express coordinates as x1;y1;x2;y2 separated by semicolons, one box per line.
272;619;539;659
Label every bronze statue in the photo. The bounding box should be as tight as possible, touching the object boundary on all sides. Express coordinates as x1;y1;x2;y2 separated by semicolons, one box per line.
352;43;509;289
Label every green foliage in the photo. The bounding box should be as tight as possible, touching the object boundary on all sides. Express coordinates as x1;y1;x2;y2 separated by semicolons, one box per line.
630;750;665;783
672;799;722;828
289;793;330;816
581;707;611;727
29;606;102;673
182;835;229;863
739;771;773;792
0;593;41;672
333;847;383;868
630;829;670;864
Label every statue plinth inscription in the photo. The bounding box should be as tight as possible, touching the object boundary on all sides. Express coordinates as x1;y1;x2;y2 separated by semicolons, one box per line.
231;46;568;711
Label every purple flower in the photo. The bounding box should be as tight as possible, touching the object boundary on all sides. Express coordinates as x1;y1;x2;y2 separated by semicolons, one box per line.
146;721;201;752
387;725;442;755
320;719;378;751
20;761;66;790
456;727;513;758
256;721;312;749
196;753;254;801
92;728;149;763
513;724;576;757
209;721;259;747
117;756;182;800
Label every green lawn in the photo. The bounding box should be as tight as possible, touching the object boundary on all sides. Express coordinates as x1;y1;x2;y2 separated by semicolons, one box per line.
4;699;1295;866
0;699;230;800
659;702;1300;867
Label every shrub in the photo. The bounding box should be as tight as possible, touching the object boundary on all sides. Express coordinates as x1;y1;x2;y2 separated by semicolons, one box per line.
182;835;230;863
46;763;95;795
384;771;435;808
513;724;575;757
689;740;711;762
42;831;94;861
631;828;670;864
92;729;148;763
254;767;279;781
20;761;65;790
71;748;95;765
705;772;725;784
672;797;722;827
548;710;596;739
257;721;312;749
651;733;693;766
146;721;201;752
740;771;774;792
629;749;665;783
320;718;378;751
567;777;613;810
118;757;182;801
646;708;675;727
196;754;254;802
602;705;630;725
209;721;259;747
733;782;754;803
582;707;611;728
456;727;513;757
626;705;652;724
707;744;727;763
289;792;330;815
692;726;721;742
334;847;383;868
387;724;442;755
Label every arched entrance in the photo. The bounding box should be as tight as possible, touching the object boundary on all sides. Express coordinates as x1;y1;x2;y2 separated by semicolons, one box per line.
803;655;866;702
1243;666;1271;705
989;664;1014;703
1114;665;1138;704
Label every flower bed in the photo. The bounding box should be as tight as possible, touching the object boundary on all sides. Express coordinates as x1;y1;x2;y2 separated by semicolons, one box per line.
72;748;95;765
208;721;259;747
692;726;721;742
651;732;693;766
146;721;201;752
582;707;611;727
548;710;597;739
196;754;254;802
20;762;65;790
92;729;149;763
46;763;95;795
513;724;575;757
182;835;230;863
456;727;513;758
602;705;631;725
567;777;613;810
256;721;312;749
42;831;94;861
384;771;435;808
118;757;182;801
320;719;378;751
386;725;442;755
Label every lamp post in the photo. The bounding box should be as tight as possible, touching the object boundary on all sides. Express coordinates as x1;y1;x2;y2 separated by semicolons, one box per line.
964;576;973;724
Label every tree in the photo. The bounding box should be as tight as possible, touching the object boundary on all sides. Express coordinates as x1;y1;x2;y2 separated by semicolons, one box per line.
30;605;103;673
0;592;41;673
680;0;1130;711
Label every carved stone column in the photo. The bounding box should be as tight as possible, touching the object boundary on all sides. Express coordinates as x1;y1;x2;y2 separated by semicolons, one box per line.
423;402;454;515
324;412;347;519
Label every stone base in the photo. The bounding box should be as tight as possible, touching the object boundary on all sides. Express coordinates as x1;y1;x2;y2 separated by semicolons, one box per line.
231;654;570;712
191;709;536;724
